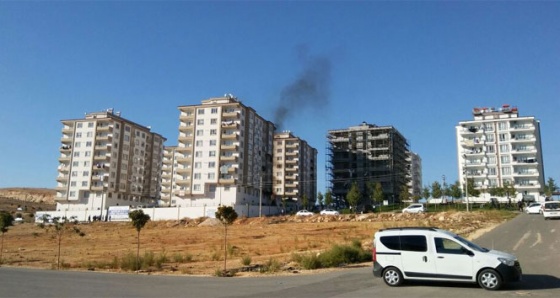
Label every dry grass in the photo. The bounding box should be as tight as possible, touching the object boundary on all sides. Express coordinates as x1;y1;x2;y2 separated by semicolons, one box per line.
0;210;514;276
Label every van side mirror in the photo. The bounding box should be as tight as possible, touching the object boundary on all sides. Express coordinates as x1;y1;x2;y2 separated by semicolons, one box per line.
462;248;474;256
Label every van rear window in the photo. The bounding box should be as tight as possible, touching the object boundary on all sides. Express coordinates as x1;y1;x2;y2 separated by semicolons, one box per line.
380;235;427;252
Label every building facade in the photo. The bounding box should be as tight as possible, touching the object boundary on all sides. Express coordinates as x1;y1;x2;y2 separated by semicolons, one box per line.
272;131;318;210
326;122;411;207
456;105;545;202
173;95;276;207
56;109;166;213
407;152;422;200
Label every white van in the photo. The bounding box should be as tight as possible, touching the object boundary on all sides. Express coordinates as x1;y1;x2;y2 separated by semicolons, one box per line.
542;201;560;220
372;227;522;290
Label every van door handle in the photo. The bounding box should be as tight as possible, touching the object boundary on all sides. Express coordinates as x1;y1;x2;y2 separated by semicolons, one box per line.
423;256;427;262
438;256;444;259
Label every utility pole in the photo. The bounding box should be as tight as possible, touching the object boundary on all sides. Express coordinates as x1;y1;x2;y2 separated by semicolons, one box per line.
259;174;263;217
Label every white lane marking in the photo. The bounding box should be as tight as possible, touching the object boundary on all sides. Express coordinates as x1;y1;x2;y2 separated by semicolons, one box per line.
513;231;531;251
530;232;541;248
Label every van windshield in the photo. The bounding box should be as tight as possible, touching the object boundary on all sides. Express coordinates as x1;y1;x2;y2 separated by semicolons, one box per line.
453;235;489;252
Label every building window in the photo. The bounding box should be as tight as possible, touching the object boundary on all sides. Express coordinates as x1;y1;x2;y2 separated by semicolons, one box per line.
73;152;80;157
498;122;507;131
73;161;79;167
196;130;204;136
196;140;203;147
195;151;203;157
488;156;496;164
74;142;81;148
499;134;507;142
87;132;93;137
88;122;94;128
208;173;215;179
82;171;89;176
194;173;201;179
86;141;92;147
208;162;216;168
211;108;218;114
501;167;512;175
76;132;82;138
197;119;204;125
209;140;217;146
488;168;496;175
82;181;88;187
77;123;83;128
500;145;509;152
209;151;216;157
210;129;217;135
193;184;201;191
71;171;78;177
211;118;217;124
69;191;76;197
195;162;202;169
197;109;205;115
500;155;510;164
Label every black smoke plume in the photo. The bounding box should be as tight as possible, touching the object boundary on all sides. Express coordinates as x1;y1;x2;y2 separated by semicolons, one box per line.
274;48;332;130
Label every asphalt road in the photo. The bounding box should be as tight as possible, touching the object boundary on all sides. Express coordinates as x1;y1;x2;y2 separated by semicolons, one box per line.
0;213;558;297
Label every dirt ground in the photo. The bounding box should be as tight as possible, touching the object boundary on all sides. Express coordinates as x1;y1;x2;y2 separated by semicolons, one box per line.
0;208;513;277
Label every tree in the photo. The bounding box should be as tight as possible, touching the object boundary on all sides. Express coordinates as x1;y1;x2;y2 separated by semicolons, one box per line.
449;181;462;200
422;186;431;201
346;182;361;213
324;189;333;208
215;205;238;275
465;178;481;198
301;194;309;210
399;185;410;203
544;177;558;197
373;182;384;206
317;192;324;210
129;210;150;271
503;181;517;205
0;211;14;264
431;181;443;199
40;216;85;270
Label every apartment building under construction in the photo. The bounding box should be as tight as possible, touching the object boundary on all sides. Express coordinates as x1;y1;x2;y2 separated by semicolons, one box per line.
326;122;412;207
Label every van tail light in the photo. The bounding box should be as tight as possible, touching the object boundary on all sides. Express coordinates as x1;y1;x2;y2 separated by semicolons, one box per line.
372;247;377;262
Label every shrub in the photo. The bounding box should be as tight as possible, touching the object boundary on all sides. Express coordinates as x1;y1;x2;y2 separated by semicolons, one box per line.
259;258;281;273
293;242;372;270
241;255;252;266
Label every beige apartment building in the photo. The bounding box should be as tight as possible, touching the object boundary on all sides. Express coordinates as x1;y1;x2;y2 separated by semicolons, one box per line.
56;109;166;214
456;105;545;202
172;95;276;207
272;131;318;211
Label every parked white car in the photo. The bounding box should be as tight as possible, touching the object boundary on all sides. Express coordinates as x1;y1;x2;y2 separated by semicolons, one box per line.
524;202;542;214
542;201;560;220
295;210;314;217
402;203;425;214
373;227;522;290
320;209;340;215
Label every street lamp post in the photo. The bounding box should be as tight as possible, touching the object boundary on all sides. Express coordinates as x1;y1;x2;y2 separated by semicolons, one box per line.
463;154;470;212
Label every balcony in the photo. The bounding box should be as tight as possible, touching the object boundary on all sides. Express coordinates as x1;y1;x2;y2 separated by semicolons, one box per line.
96;125;113;132
221;133;239;140
96;134;112;141
176;179;191;186
58;155;71;162
61;136;72;144
62;126;74;134
221;144;238;151
285;151;298;156
179;125;194;132
285;166;298;172
227;167;238;174
58;165;70;172
510;137;536;143
285;143;299;149
176;167;191;173
55;185;67;191
179;113;195;121
176;145;193;152
285;159;298;164
177;156;192;163
220;155;238;162
222;110;240;119
56;175;68;182
91;184;105;191
510;124;534;131
219;177;236;184
284;190;299;196
221;121;239;129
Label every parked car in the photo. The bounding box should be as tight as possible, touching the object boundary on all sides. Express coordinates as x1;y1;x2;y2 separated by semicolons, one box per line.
542;201;560;220
295;210;314;217
372;227;522;290
524;202;542;214
14;217;24;223
402;203;425;213
320;209;340;215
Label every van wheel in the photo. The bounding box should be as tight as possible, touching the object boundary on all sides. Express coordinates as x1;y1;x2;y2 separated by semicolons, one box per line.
382;267;403;287
478;269;502;290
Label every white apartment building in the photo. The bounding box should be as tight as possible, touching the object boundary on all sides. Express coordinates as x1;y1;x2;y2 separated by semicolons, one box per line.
56;109;166;213
160;146;178;206
173;95;275;207
407;152;422;200
456;105;545;202
272;131;318;210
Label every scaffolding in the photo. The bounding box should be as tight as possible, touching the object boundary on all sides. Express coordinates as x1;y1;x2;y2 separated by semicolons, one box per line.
326;122;410;207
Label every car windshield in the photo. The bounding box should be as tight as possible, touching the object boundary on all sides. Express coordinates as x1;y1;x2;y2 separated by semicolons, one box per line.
453;234;489;252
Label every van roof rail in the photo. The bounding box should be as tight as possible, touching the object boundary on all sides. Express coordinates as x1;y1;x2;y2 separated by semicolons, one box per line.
379;227;439;232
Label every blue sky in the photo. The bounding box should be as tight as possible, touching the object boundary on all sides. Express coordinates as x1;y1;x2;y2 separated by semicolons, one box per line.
1;1;559;193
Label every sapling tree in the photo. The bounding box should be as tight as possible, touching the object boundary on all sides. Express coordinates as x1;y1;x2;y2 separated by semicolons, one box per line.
0;211;14;264
215;205;238;275
40;216;85;270
129;209;150;271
